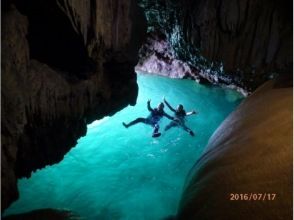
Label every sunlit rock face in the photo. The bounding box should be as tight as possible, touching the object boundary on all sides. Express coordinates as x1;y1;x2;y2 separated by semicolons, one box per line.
135;32;201;81
135;32;239;90
1;0;146;210
177;78;292;220
139;0;292;91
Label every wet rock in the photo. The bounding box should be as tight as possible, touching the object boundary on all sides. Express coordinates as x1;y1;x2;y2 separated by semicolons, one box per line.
139;0;292;91
135;32;204;80
136;32;249;95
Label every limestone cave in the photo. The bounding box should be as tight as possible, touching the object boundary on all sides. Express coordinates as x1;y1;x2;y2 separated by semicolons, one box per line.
1;0;293;219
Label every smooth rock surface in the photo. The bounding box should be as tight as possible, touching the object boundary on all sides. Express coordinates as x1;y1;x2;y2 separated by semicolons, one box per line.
177;80;293;220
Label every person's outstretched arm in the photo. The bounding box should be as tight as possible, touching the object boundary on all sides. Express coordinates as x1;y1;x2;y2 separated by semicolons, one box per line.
186;110;197;116
163;97;176;112
163;112;174;120
147;99;153;112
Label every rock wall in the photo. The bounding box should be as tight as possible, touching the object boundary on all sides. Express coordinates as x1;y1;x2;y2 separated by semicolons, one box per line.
139;0;293;91
1;0;146;210
135;32;248;96
135;32;201;80
176;78;292;220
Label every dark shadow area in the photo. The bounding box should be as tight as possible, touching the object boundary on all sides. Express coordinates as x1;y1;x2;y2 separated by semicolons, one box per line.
13;0;95;78
2;208;79;220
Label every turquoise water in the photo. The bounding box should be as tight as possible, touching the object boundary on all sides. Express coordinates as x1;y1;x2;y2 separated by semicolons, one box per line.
5;74;243;219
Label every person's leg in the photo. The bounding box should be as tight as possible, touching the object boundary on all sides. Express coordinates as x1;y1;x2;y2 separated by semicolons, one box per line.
152;123;161;137
123;118;146;128
182;124;195;136
164;121;177;131
153;124;159;133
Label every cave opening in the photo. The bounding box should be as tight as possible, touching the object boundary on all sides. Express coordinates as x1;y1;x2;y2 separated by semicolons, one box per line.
14;0;95;79
4;72;244;219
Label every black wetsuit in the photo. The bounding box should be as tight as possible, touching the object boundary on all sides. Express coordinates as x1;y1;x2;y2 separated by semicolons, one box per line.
123;102;173;136
175;110;186;122
146;108;172;126
165;110;186;128
164;108;195;136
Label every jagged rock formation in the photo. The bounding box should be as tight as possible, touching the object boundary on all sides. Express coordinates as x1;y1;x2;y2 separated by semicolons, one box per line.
139;0;292;91
177;78;293;220
1;0;146;210
135;32;201;80
135;32;248;95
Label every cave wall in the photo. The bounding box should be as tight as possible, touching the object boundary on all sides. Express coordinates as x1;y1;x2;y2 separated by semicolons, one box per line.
139;0;293;90
177;79;292;220
1;0;146;210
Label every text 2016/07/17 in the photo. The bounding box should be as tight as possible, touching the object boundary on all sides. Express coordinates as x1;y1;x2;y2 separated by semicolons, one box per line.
230;193;276;201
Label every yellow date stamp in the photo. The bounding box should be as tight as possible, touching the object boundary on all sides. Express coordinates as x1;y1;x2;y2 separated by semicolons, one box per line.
229;193;276;201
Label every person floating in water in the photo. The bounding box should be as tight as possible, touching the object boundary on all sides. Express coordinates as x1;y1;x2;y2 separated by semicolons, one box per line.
163;97;197;136
122;99;174;137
